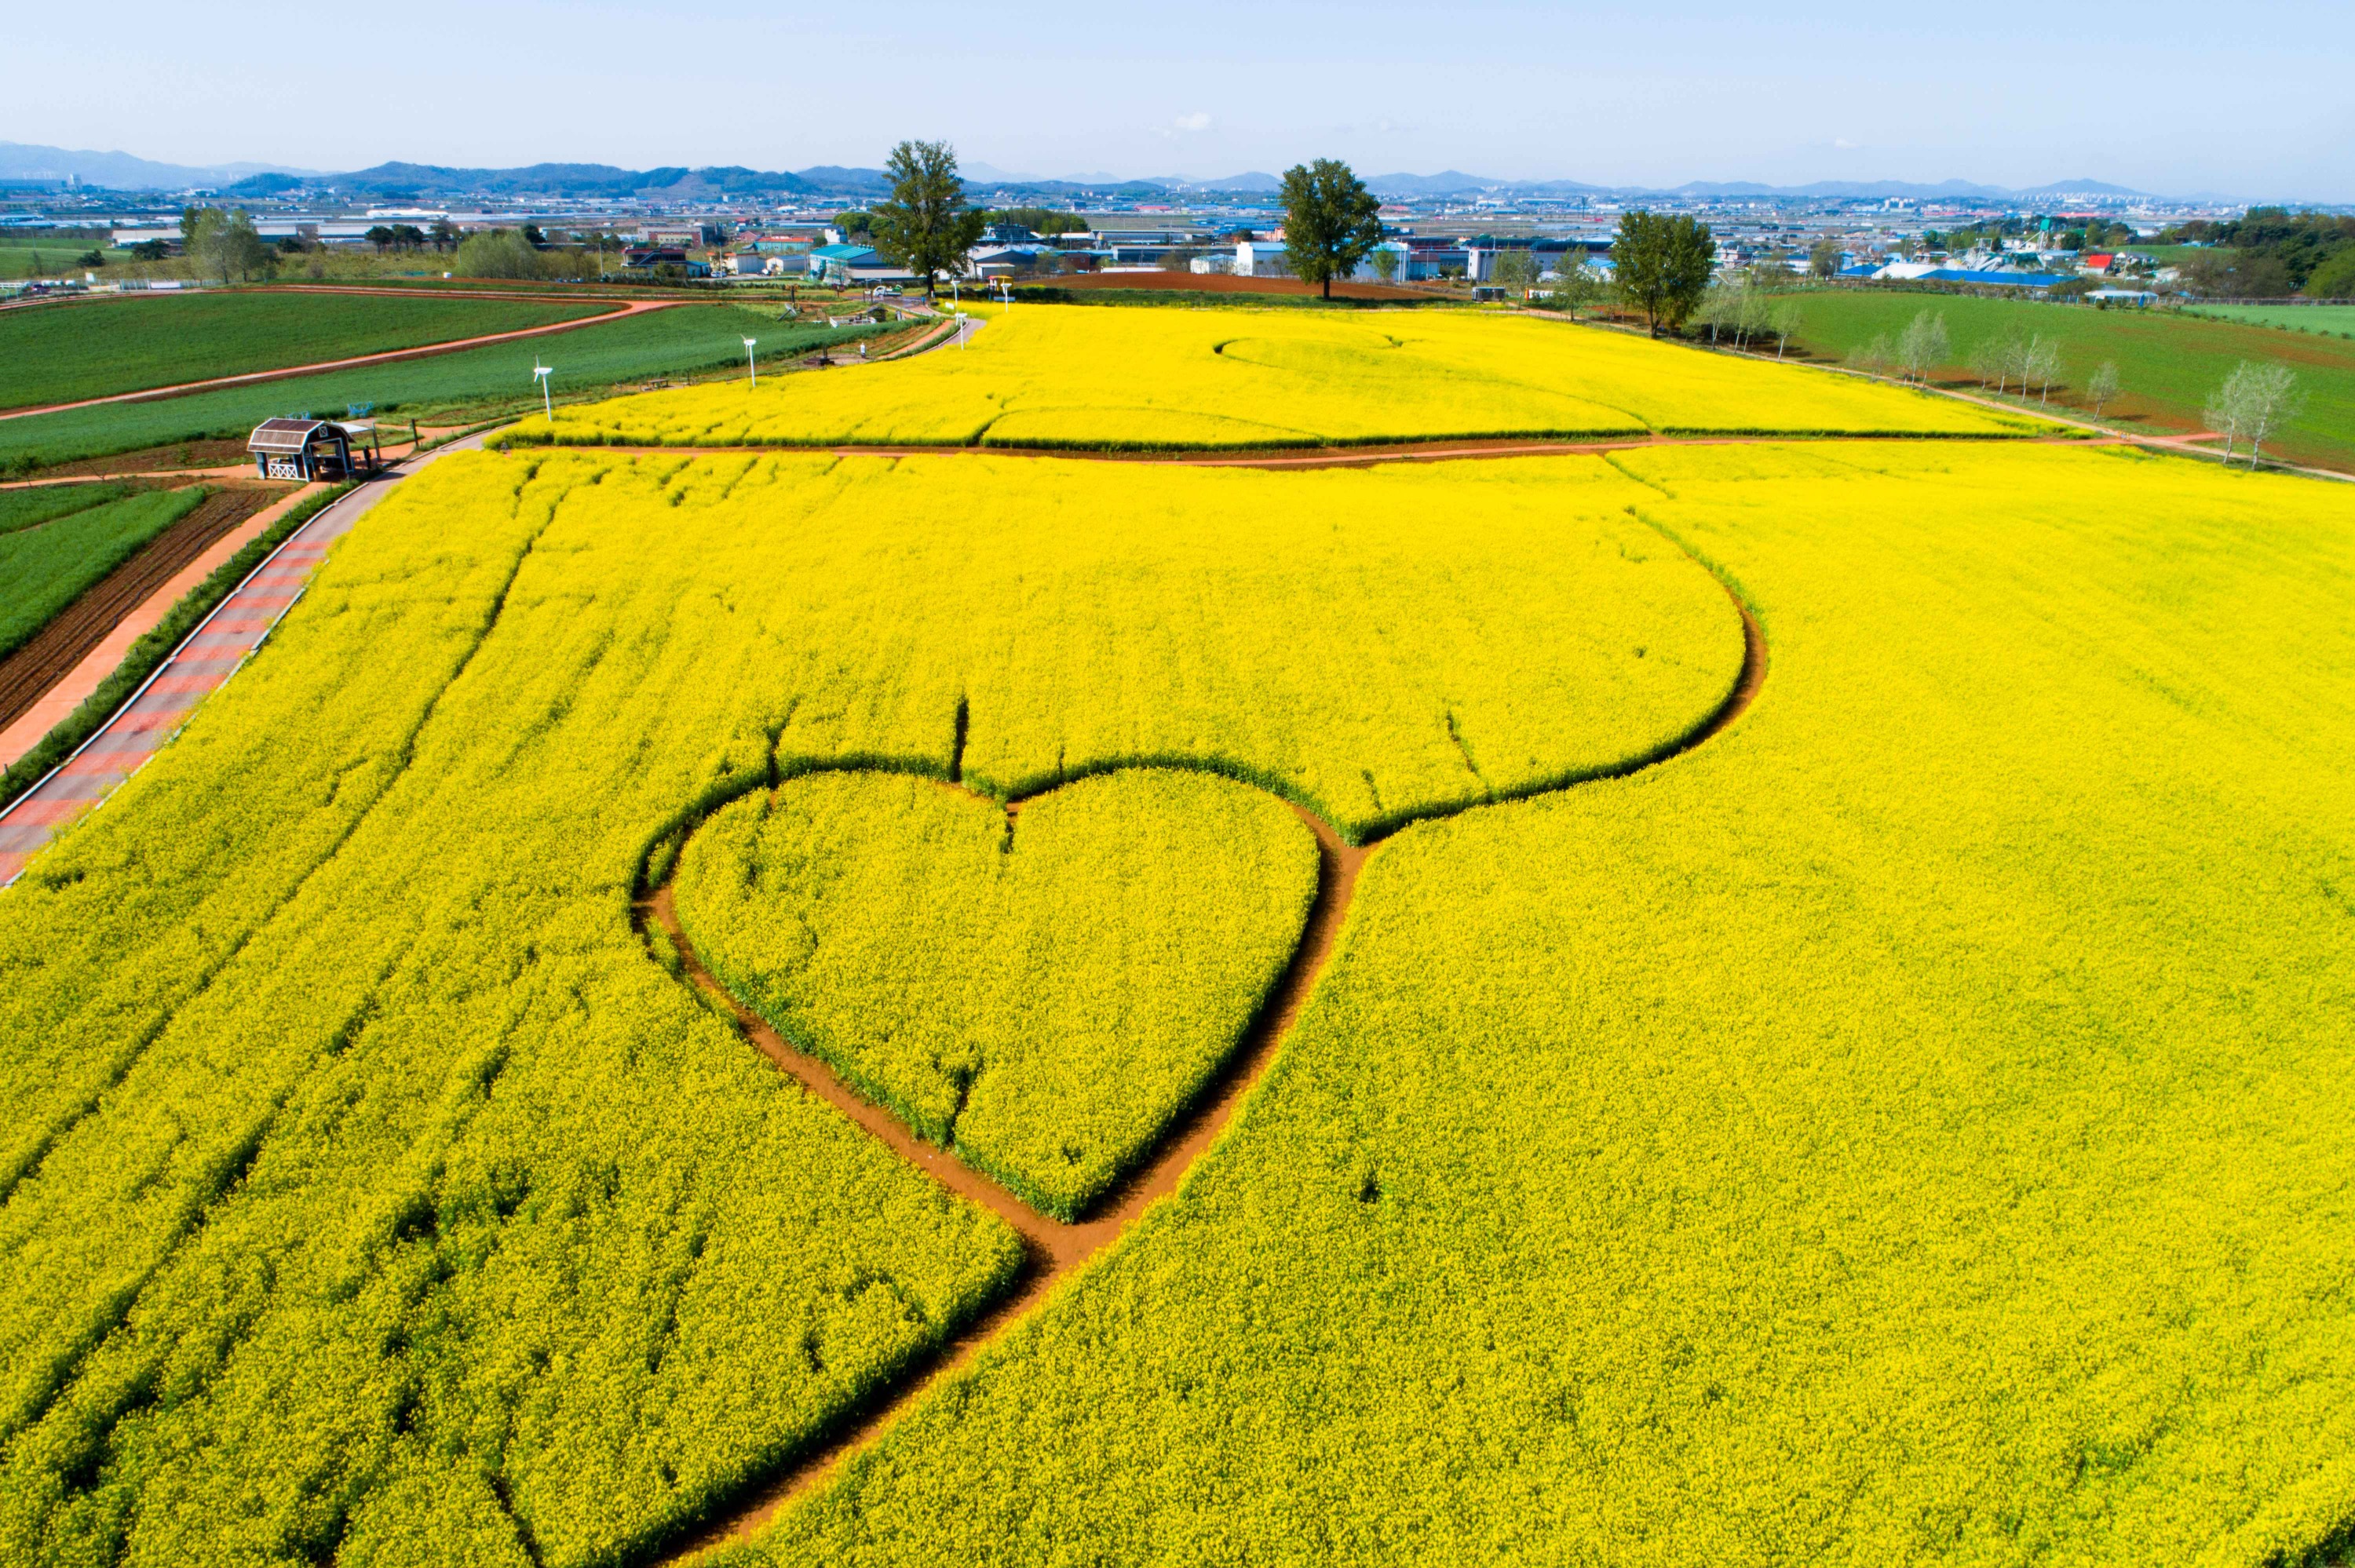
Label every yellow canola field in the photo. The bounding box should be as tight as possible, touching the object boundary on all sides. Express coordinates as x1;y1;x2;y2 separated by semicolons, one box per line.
735;443;2355;1568
496;303;2043;451
676;770;1320;1220
0;447;1739;1568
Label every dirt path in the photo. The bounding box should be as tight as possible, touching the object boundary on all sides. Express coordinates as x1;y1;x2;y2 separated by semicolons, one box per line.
0;487;275;735
648;576;1769;1559
0;301;669;421
576;427;2113;472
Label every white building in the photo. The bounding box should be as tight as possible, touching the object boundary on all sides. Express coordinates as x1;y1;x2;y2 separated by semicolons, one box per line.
1235;239;1291;277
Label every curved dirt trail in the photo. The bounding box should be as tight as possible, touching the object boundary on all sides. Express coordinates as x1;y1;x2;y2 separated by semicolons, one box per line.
554;428;2126;472
645;579;1769;1560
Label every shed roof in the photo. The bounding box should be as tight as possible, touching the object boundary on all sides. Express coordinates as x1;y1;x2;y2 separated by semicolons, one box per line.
248;418;331;453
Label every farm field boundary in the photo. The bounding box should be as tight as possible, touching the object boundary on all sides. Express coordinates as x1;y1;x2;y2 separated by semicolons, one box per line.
642;567;1769;1559
0;301;662;421
1697;338;2355;484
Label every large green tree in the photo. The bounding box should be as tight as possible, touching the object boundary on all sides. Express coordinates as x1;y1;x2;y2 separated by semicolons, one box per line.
1612;210;1715;337
181;206;272;284
1279;159;1383;300
869;141;986;298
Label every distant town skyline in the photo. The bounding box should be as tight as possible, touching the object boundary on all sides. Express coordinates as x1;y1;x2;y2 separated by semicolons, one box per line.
9;0;2350;203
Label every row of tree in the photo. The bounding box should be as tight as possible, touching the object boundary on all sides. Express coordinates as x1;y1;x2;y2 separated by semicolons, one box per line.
1834;307;2306;467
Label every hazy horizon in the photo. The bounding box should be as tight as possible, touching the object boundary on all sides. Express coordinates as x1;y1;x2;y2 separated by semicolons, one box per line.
9;0;2350;202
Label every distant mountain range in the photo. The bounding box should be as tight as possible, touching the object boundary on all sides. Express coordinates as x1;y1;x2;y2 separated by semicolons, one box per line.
0;141;2243;206
0;141;307;189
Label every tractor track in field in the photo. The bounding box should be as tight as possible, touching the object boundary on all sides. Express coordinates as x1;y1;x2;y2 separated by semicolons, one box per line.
637;569;1769;1563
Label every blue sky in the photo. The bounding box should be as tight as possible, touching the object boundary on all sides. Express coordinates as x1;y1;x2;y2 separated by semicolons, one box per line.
11;0;2351;199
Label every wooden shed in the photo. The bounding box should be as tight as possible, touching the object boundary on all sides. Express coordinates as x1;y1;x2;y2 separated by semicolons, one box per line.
247;418;381;482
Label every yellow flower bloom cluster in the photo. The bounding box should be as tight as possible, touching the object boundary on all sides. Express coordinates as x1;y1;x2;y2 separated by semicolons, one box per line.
675;769;1320;1220
0;447;1736;1566
735;444;2355;1568
495;303;2043;452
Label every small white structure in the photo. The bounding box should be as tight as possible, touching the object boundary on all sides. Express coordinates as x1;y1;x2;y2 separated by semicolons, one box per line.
1235;239;1291;278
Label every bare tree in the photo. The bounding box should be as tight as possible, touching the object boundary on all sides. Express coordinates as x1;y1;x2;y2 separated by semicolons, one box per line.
1737;275;1775;348
2024;336;2063;406
1895;310;1951;384
1699;279;1734;344
2085;361;2122;418
1966;340;2002;390
2208;360;2305;468
1847;333;1893;374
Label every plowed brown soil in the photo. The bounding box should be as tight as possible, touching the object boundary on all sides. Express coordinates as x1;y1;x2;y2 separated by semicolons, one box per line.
27;439;254;480
0;486;272;732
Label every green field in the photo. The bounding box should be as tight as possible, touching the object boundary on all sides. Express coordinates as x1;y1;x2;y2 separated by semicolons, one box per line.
0;291;612;410
0;480;136;534
0;486;205;659
1773;287;2355;469
2185;303;2355;336
0;306;893;472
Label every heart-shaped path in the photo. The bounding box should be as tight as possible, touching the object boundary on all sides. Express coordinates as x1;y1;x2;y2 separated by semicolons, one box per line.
641;576;1766;1560
671;769;1321;1222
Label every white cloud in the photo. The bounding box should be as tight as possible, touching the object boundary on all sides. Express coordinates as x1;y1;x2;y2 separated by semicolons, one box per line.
1173;111;1212;133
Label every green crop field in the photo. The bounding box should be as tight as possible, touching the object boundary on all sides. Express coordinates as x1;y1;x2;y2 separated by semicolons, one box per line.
0;480;137;535
0;485;206;659
1771;288;2355;469
0;291;613;411
2185;303;2355;335
0;306;893;472
3;301;2353;1568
